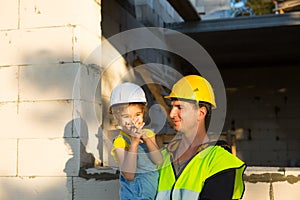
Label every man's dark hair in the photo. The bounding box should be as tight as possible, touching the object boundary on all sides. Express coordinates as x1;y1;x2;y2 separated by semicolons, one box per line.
198;101;212;132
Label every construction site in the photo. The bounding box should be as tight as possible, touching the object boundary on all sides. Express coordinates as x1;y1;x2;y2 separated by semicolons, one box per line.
1;0;300;199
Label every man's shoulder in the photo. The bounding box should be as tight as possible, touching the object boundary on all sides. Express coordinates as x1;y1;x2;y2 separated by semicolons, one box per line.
214;140;232;153
208;142;245;169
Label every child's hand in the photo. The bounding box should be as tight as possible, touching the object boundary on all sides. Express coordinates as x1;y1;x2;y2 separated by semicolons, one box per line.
128;118;145;139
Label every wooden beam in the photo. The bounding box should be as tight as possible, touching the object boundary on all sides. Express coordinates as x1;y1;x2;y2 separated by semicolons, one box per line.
133;58;173;129
167;0;201;21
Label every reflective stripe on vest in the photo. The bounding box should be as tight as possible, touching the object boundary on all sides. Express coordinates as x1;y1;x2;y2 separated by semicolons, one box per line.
156;145;246;200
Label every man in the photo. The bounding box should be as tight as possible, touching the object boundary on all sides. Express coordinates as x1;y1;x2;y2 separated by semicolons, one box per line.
156;75;246;200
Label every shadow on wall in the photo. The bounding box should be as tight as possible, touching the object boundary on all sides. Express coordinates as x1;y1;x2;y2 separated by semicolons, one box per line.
0;49;101;198
64;118;96;199
63;118;96;171
22;49;101;165
0;119;98;199
0;51;78;199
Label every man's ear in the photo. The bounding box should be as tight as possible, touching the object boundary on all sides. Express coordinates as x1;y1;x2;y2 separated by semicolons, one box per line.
198;106;207;120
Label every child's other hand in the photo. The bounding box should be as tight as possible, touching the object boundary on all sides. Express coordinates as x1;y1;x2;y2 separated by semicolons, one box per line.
129;119;145;139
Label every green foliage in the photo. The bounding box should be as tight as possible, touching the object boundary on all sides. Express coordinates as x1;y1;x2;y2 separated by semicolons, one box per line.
247;0;274;15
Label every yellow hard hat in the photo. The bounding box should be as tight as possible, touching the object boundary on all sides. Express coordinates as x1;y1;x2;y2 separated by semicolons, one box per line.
164;75;216;108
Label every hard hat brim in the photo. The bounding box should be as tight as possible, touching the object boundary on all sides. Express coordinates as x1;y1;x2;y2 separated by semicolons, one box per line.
164;94;216;109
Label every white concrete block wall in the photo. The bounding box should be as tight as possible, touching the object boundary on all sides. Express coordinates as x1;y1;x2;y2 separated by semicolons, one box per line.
20;0;101;36
74;178;120;200
73;26;101;64
273;182;300;199
243;182;270;200
0;139;17;176
0;101;73;139
0;0;19;30
0;103;19;138
0;27;74;66
19;63;80;101
243;167;300;200
0;66;18;102
18;138;80;176
0;177;72;200
20;0;78;29
0;0;103;199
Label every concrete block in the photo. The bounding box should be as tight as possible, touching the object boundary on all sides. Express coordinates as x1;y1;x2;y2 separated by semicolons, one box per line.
0;176;72;200
0;101;73;139
73;26;100;63
243;182;269;200
0;139;17;176
72;102;102;161
253;149;279;166
0;103;19;138
135;5;146;21
284;167;300;176
278;119;300;138
236;140;250;151
277;150;290;166
20;0;77;28
17;101;73;138
73;101;102;134
76;0;101;36
71;63;102;159
19;63;80;101
135;0;148;6
101;58;129;98
201;0;230;14
18;138;80;176
248;149;267;166
20;0;100;35
252;119;279;131
20;63;101;102
72;60;101;104
0;0;18;30
245;166;284;175
242;140;259;152
0;66;18;102
273;182;300;200
287;151;300;166
0;27;73;66
258;140;286;152
235;151;246;162
74;177;120;200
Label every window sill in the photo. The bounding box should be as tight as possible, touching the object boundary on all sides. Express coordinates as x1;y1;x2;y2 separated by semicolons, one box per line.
79;167;120;181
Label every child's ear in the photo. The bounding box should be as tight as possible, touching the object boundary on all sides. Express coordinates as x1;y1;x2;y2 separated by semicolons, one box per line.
113;115;119;124
110;114;120;128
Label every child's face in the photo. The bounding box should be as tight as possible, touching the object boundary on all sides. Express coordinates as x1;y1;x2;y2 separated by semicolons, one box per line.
115;104;145;133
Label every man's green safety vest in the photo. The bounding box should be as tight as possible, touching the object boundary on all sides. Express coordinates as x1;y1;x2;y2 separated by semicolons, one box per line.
156;145;246;200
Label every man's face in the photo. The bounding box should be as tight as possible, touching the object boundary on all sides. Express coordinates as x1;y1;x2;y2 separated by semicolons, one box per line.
169;100;199;133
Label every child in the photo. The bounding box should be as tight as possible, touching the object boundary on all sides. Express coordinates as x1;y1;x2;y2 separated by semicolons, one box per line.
110;82;163;200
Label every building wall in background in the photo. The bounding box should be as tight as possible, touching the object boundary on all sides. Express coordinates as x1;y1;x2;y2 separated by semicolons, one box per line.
222;66;300;167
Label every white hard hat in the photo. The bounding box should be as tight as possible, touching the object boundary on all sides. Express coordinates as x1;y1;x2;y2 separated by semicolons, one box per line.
109;82;147;108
